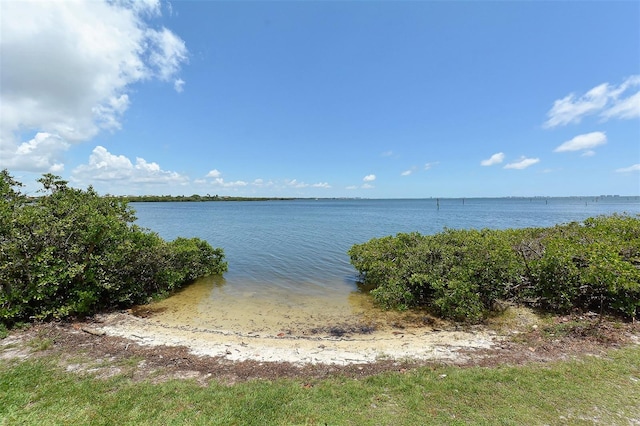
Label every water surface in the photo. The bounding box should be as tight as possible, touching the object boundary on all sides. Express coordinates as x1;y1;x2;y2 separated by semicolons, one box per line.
132;197;640;332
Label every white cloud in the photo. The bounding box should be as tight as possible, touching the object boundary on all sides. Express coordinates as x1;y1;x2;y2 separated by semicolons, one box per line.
146;27;188;81
211;178;248;188
363;174;376;182
165;1;174;17
286;179;307;188
544;84;608;128
0;0;188;172
283;179;330;189
481;152;505;166
135;158;162;173
0;132;70;172
504;157;540;170
361;183;375;189
601;91;640;120
581;150;595;157
345;185;358;190
174;79;185;93
72;146;188;185
204;169;247;187
131;0;162;17
402;163;436;175
424;162;438;170
312;182;331;188
615;164;640;173
554;131;607;153
544;75;640;128
252;178;273;187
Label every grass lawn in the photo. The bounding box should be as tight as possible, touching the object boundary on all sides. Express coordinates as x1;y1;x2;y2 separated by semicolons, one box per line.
1;345;639;425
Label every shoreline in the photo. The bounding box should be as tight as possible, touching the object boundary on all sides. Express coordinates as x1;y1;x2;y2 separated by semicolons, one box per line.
92;311;502;365
3;308;638;386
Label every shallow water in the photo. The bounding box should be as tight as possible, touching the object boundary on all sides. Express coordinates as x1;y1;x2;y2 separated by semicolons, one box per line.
133;197;640;331
143;275;438;336
144;275;369;334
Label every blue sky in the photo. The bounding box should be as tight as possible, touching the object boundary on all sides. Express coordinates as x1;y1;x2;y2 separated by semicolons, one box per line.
1;1;639;198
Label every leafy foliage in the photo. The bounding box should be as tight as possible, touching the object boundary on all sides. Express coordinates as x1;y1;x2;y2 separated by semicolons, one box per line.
0;171;227;326
349;214;640;322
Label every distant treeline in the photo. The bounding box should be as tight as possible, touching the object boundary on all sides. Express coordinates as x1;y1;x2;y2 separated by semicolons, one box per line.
118;194;296;202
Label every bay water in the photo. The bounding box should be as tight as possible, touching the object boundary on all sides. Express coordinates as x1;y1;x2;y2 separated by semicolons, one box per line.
131;197;640;333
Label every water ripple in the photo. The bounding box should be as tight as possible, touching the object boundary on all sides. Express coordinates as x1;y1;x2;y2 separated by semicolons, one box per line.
132;198;640;296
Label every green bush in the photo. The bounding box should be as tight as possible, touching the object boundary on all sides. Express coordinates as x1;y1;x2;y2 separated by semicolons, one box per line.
349;214;640;323
0;171;227;326
522;216;640;318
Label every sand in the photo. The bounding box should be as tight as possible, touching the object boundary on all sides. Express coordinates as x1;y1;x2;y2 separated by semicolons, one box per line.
93;311;501;365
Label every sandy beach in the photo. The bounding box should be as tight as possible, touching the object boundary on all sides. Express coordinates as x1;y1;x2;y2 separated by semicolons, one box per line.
92;311;501;365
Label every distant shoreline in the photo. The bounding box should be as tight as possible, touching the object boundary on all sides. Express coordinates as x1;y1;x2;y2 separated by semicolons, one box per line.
21;194;640;203
121;195;640;203
120;195;296;202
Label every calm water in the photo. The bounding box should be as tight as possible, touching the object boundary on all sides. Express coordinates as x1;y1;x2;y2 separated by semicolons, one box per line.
132;197;640;298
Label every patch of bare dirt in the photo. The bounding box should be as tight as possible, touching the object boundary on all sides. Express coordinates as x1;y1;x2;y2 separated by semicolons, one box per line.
1;310;637;385
464;313;639;366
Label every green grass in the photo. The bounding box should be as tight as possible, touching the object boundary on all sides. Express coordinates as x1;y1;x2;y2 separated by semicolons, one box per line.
1;346;639;425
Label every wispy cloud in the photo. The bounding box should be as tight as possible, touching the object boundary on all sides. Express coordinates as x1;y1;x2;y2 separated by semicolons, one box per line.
252;178;274;187
601;91;640;120
357;174;376;189
554;131;607;153
480;152;505;166
206;169;222;178
210;178;248;188
615;164;640;173
381;151;394;157
504;157;540;170
347;177;375;190
424;162;438;170
286;179;306;188
312;182;331;188
174;78;185;93
544;75;640;128
401;162;437;176
285;179;331;189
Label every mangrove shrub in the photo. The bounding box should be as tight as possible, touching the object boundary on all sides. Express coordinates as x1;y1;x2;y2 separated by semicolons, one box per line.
0;171;227;326
349;214;640;322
